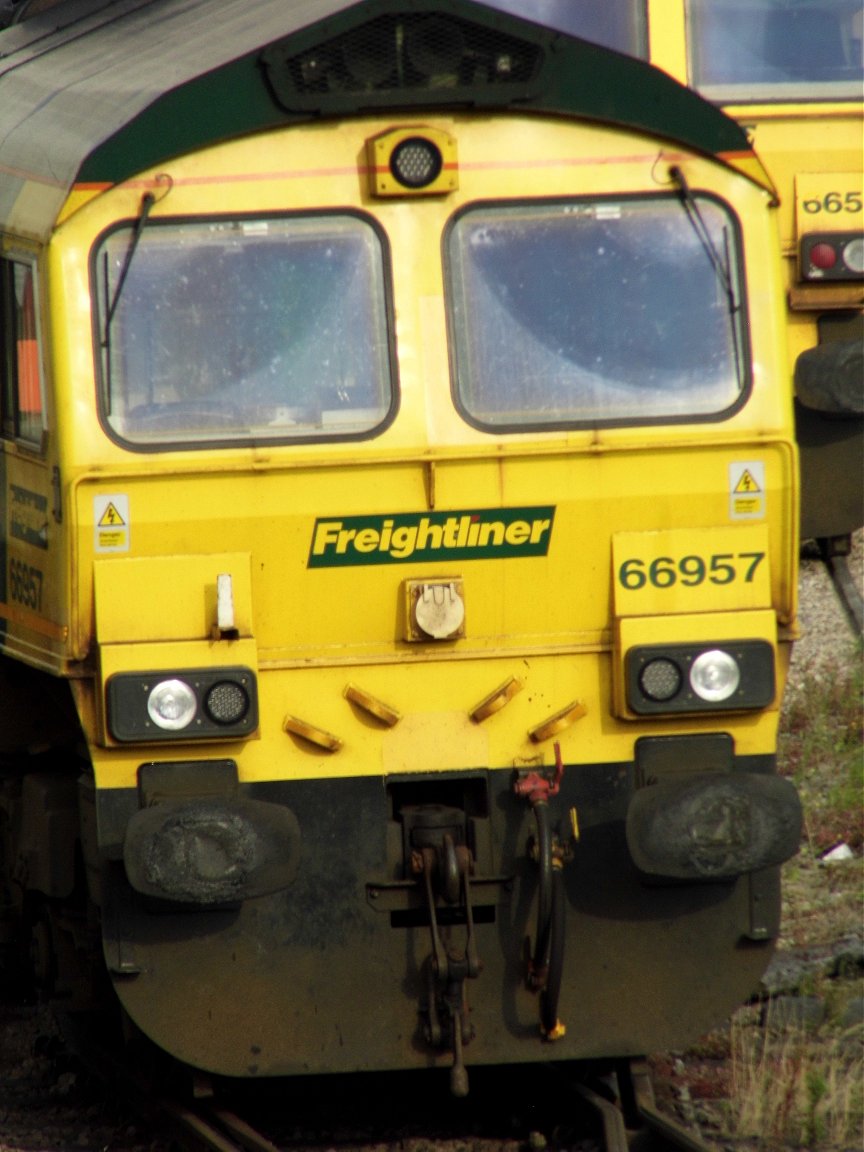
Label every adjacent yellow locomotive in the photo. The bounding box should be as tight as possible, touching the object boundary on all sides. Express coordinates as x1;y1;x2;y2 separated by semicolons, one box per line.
647;0;864;546
492;0;864;549
1;0;808;1099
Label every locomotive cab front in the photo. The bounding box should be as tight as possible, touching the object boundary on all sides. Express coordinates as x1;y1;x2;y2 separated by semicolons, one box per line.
0;0;802;1099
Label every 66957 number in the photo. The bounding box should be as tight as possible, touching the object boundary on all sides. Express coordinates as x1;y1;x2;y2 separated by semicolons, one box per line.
618;551;765;590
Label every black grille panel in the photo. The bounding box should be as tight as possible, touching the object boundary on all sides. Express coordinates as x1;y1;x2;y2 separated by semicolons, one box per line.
262;12;544;112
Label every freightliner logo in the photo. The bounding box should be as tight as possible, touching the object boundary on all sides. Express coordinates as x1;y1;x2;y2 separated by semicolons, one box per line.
308;507;555;567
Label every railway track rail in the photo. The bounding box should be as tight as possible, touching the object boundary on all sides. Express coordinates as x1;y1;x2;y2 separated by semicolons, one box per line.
75;1033;716;1152
159;1098;283;1152
821;544;864;635
151;1062;719;1152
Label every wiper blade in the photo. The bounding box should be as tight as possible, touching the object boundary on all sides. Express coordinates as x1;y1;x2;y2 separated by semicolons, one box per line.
670;165;738;313
101;190;156;347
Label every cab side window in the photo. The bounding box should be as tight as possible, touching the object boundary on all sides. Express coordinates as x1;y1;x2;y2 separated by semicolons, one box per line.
1;257;45;447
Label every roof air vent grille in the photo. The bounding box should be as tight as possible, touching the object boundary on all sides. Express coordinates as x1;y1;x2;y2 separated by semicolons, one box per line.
261;12;544;113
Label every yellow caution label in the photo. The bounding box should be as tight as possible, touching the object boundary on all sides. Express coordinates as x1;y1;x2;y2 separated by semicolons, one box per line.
734;469;761;494
98;501;126;527
94;494;130;553
729;461;765;520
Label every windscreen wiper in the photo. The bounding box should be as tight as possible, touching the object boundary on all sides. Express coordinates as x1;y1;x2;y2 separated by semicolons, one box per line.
670;165;739;314
101;190;156;347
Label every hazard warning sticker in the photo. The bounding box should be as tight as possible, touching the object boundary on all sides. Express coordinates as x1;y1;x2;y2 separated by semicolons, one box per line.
94;494;130;553
729;462;765;520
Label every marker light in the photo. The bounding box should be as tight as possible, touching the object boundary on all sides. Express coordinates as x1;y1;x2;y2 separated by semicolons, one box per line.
390;136;443;189
689;649;741;703
801;232;864;280
639;658;682;702
205;680;251;725
147;679;197;730
808;243;837;270
367;125;458;197
625;640;774;715
107;667;259;742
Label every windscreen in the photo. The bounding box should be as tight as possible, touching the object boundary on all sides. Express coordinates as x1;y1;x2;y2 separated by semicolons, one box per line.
687;0;863;102
95;214;394;447
446;195;747;429
483;0;647;55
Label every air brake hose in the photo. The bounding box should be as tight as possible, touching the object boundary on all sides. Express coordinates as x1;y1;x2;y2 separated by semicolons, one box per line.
540;865;565;1037
514;746;567;1038
531;799;554;986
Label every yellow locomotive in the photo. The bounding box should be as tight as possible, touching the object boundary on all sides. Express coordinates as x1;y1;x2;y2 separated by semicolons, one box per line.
0;0;808;1100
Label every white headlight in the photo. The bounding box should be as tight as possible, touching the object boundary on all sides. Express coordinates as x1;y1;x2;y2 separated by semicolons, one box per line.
689;650;740;703
147;679;197;730
842;236;864;274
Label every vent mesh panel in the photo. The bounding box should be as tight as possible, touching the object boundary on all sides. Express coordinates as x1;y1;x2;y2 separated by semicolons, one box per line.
263;13;543;109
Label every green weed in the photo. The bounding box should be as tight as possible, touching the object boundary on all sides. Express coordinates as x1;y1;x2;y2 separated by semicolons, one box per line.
780;650;864;852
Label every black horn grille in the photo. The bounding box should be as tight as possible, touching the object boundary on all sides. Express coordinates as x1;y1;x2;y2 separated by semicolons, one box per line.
261;10;545;113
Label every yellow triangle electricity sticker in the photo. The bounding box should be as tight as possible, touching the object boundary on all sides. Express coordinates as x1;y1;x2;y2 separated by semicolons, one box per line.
729;462;765;520
94;494;130;552
98;501;126;527
733;469;762;495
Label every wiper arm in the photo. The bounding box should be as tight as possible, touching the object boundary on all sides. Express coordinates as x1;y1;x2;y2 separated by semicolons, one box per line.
669;165;738;313
101;190;156;347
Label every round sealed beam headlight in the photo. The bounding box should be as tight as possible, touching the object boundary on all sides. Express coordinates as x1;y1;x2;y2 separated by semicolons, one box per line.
147;679;197;731
626;640;772;715
842;236;864;275
689;649;740;703
107;666;258;742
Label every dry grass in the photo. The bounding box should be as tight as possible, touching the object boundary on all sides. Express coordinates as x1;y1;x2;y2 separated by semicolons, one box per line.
722;653;863;1151
726;1001;864;1150
654;652;864;1151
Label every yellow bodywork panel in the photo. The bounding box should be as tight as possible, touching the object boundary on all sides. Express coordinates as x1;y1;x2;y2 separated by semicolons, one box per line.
75;443;797;663
94;553;253;643
612;524;772;618
28;109;796;796
796;170;864;242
